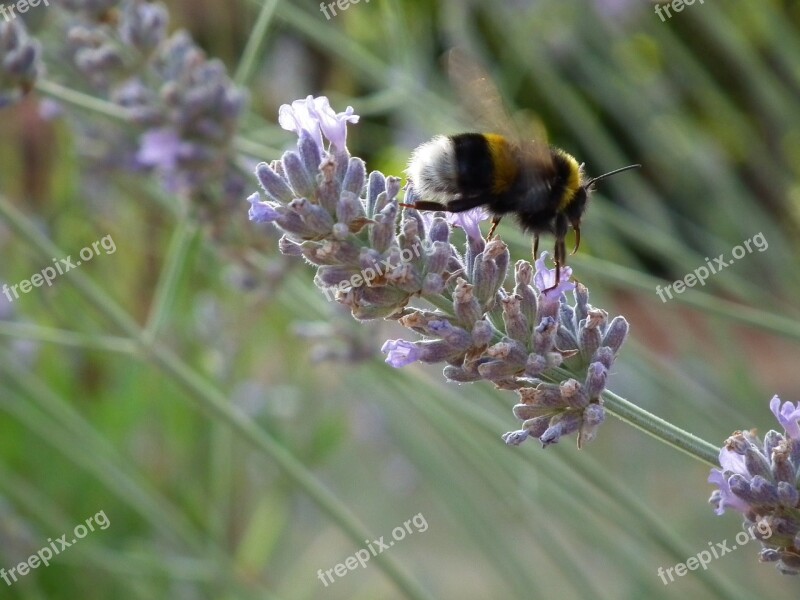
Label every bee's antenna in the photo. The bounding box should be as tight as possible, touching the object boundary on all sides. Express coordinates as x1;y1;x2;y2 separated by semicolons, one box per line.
585;164;641;188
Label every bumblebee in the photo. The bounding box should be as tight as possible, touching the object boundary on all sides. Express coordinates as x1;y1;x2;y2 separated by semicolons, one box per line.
402;51;640;287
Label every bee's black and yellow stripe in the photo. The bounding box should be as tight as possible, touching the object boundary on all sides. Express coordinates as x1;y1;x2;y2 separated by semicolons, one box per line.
450;132;583;214
451;133;519;196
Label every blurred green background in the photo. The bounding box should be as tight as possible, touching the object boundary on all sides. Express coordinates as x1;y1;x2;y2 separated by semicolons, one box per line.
1;0;799;598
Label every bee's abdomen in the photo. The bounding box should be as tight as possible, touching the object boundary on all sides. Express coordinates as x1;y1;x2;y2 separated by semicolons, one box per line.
406;133;519;201
406;135;460;200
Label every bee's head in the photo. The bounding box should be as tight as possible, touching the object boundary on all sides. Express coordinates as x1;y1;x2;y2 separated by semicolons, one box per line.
565;185;589;229
566;164;639;254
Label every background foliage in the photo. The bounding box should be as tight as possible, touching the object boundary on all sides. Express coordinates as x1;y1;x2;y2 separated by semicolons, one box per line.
0;0;799;598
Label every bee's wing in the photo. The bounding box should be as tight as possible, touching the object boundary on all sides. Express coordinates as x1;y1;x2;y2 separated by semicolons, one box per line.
446;48;518;140
515;111;558;186
446;48;555;177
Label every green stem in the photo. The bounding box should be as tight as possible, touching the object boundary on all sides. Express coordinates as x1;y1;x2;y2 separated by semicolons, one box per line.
0;321;138;354
0;195;435;600
601;389;720;466
545;364;720;466
143;215;198;343
234;0;281;86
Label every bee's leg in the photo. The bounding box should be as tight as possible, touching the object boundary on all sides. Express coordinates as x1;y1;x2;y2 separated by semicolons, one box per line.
533;234;540;258
571;225;581;255
556;236;566;281
487;216;502;240
398;200;447;210
543;216;569;292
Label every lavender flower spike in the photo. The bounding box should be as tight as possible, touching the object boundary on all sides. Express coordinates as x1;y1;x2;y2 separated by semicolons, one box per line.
709;395;800;575
248;96;631;449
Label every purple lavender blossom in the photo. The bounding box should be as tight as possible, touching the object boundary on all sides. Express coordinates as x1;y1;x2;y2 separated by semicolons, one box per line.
136;127;183;171
246;193;280;223
709;395;800;574
770;395;800;440
381;340;421;368
447;207;488;241
52;4;247;205
534;251;575;303
279;95;359;151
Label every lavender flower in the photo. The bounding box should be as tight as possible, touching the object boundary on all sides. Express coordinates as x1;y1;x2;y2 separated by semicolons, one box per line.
127;30;247;200
381;340;421;368
709;395;800;574
247;97;631;448
0;21;42;108
279;95;359;151
45;2;246;207
446;207;488;241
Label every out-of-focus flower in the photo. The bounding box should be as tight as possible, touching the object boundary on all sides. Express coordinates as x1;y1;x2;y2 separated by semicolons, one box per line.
47;2;246;207
709;395;800;575
136;127;182;171
247;97;631;448
0;21;42;108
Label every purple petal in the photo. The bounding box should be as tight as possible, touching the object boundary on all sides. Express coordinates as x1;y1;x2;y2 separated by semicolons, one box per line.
278;95;323;149
533;251;576;302
137;127;183;170
770;395;800;440
278;95;360;151
718;446;748;475
381;339;421;368
246;192;280;223
310;96;359;150
447;207;488;241
708;468;751;515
